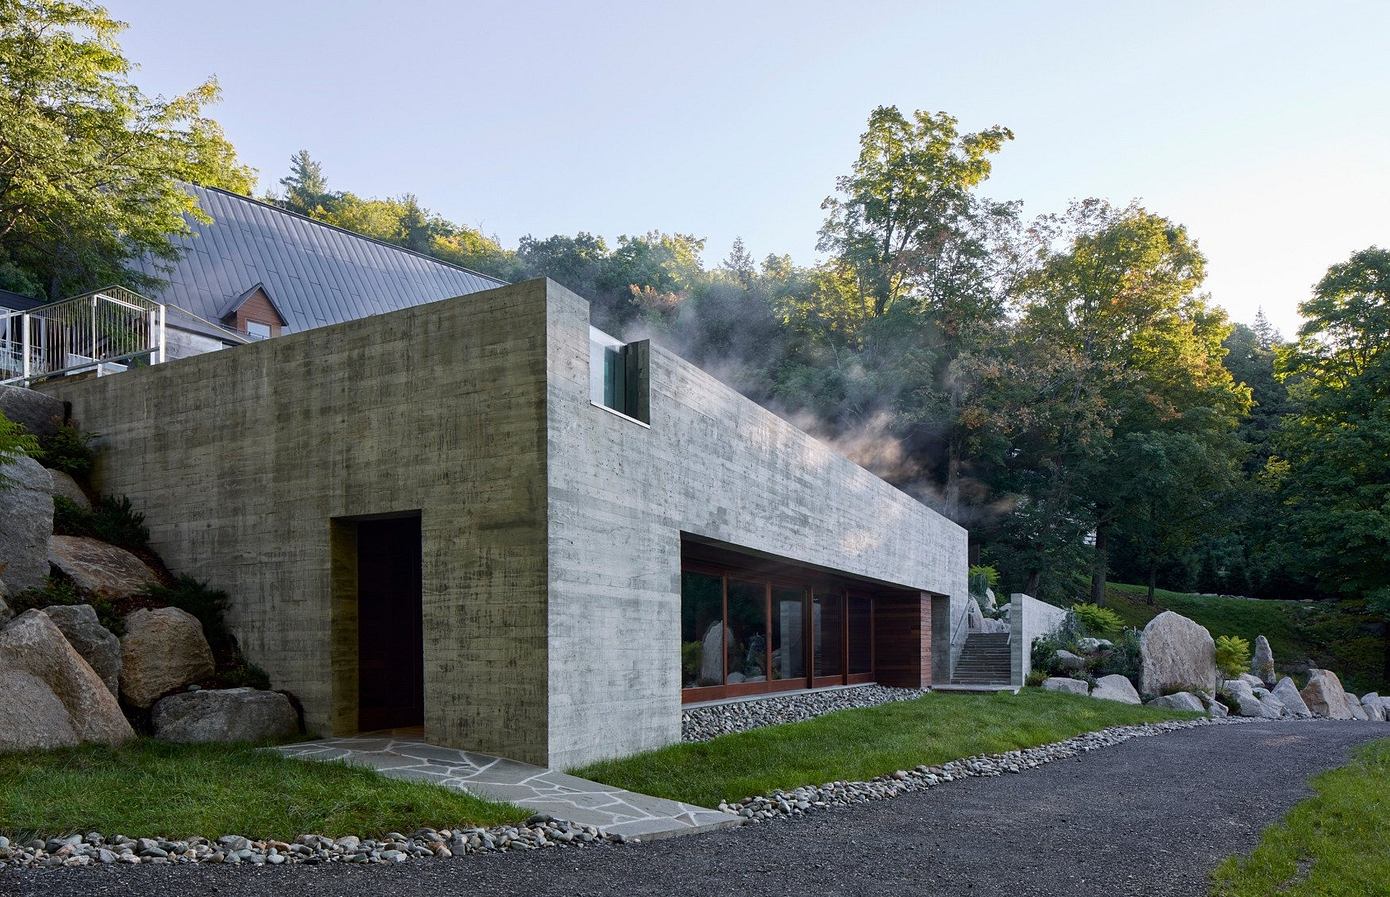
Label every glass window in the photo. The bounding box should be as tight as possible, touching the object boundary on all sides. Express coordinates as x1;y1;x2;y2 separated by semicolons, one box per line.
770;586;806;682
245;320;272;340
680;571;724;688
588;326;649;422
848;596;873;674
813;591;843;677
726;580;767;684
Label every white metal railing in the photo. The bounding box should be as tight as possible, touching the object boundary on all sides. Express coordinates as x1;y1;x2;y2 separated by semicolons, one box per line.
0;286;165;387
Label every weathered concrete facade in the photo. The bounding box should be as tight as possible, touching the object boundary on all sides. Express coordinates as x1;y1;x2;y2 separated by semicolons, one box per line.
50;279;967;768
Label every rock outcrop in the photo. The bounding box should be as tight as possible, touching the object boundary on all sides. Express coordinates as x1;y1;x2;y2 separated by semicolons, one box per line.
1041;677;1088;695
1272;676;1314;719
1090;674;1141;704
119;607;215;707
1250;635;1276;687
47;535;159;600
152;688;298;743
0;384;63;437
40;604;120;695
1362;693;1385;722
1300;669;1353;720
1146;691;1205;713
1140;611;1218;696
0;455;54;593
47;469;91;511
0;610;133;748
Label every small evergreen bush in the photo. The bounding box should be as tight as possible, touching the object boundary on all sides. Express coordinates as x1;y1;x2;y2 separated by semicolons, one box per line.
35;423;95;477
1214;634;1252;678
52;494;150;551
0;411;39;486
9;577;123;635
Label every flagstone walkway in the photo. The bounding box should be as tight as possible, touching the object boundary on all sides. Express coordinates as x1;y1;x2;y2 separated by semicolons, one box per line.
272;736;740;840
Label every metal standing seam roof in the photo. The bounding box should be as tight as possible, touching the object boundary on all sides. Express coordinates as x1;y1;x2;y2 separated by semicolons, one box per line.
128;185;508;335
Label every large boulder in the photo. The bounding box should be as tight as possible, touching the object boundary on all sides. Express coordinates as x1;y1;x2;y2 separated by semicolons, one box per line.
47;535;159;600
1090;674;1141;704
40;604;120;695
1054;649;1087;673
1146;691;1205;713
1140;611;1219;697
1272;676;1314;719
966;599;985;631
1238;672;1264;689
1250;635;1276;687
0;455;54;593
0;610;133;746
1300;669;1353;720
0;669;80;751
1041;676;1089;696
120;607;215;708
1361;693;1385;723
1223;679;1281;718
1346;694;1369;721
0;384;63;437
47;469;90;512
1251;687;1288;718
152;688;298;743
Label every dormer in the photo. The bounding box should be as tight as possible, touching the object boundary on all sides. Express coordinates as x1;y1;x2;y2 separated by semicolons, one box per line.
219;283;287;340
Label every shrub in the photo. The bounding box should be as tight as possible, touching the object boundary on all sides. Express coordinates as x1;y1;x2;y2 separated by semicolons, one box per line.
1214;635;1252;678
9;576;123;635
0;411;39;486
1031;634;1062;675
52;494;150;551
968;565;999;597
1093;628;1142;686
1070;602;1124;638
35;423;95;478
1025;669;1048;687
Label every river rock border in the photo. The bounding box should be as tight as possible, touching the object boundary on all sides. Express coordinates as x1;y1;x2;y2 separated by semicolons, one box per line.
683;685;925;742
719;717;1255;821
0;815;624;869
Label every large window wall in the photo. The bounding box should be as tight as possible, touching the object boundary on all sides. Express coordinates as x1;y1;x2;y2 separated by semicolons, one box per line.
681;562;878;702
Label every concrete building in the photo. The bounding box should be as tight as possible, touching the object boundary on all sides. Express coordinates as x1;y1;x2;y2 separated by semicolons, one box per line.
46;278;968;768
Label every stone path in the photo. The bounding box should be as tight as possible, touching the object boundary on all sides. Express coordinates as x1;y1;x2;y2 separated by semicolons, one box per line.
272;736;738;840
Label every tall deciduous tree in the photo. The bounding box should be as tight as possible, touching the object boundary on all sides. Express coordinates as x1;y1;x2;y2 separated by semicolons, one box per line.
0;0;254;297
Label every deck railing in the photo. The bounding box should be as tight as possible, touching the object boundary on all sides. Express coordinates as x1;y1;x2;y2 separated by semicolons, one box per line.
0;287;165;387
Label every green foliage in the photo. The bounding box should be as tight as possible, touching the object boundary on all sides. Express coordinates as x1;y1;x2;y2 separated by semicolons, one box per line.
1215;634;1253;678
1070;602;1124;638
1093;628;1143;686
0;739;525;840
0;411;39;487
52;494;149;551
0;0;255;297
681;641;702;685
8;576;122;634
1211;738;1390;896
34;423;95;478
968;565;999;598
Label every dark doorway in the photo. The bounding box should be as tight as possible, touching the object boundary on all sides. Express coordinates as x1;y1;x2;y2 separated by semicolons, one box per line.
356;515;424;731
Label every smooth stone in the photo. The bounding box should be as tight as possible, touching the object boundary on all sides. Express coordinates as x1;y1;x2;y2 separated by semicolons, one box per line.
1090;674;1141;704
1140;611;1219;697
152;687;298;743
40;604;120;695
1272;676;1314;719
0;456;54;593
1041;677;1089;696
1146;691;1205;713
1300;669;1353;720
1250;635;1276;687
120;607;215;708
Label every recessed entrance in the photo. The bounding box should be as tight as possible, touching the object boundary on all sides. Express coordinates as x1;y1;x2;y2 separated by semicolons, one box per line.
354;515;424;732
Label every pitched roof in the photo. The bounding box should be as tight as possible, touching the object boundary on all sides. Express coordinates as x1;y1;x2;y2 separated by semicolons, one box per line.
127;185;506;334
218;282;286;324
0;288;44;312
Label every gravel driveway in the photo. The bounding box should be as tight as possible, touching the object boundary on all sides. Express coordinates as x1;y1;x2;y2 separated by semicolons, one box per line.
5;720;1384;897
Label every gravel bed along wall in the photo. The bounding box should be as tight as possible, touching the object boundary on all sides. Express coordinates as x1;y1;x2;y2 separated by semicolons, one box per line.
682;685;926;742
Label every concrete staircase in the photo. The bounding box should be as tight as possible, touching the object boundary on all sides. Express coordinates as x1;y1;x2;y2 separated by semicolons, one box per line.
948;632;1013;688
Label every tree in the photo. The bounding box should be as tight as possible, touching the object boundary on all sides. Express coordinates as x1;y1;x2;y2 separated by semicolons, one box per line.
0;0;255;298
993;201;1248;603
278;150;329;215
818;106;1012;318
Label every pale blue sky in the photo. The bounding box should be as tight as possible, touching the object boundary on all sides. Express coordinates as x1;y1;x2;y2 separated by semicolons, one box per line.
111;0;1389;335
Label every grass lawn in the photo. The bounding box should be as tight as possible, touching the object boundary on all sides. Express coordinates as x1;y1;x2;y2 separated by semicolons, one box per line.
573;689;1197;809
0;739;526;841
1211;738;1390;897
1102;582;1385;694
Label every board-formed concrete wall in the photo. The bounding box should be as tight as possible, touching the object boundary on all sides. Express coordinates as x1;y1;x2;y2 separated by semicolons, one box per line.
47;277;968;769
544;281;969;768
49;280;554;763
